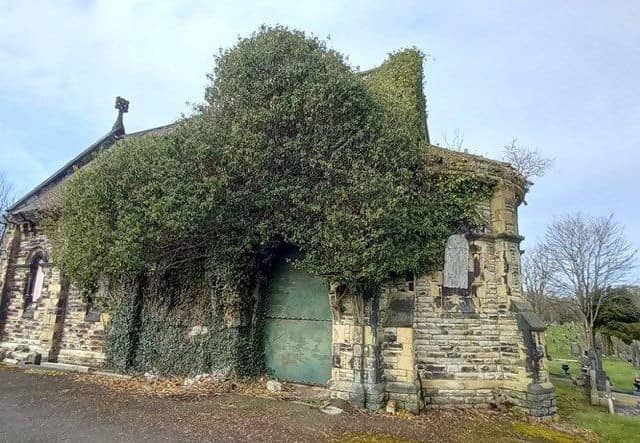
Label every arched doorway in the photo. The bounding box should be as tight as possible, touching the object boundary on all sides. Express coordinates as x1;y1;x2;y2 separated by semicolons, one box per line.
262;259;332;385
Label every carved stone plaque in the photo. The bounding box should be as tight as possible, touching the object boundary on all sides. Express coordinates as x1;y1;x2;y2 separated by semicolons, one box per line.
383;292;414;327
443;234;469;289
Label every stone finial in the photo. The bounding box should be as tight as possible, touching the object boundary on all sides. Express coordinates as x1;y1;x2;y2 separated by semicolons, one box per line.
112;96;130;137
115;96;129;113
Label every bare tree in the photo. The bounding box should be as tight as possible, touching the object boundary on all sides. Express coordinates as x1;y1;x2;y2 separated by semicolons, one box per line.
543;213;637;351
540;295;581;324
522;244;553;315
503;139;553;182
438;129;466;151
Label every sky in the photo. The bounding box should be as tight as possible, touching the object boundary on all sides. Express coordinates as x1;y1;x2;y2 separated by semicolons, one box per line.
1;0;639;253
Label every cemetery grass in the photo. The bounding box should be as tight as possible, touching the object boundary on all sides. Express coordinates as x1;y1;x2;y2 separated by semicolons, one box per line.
546;323;638;394
548;358;637;394
553;377;640;443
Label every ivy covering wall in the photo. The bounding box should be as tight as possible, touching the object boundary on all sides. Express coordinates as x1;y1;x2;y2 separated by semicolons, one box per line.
361;49;428;144
48;26;492;376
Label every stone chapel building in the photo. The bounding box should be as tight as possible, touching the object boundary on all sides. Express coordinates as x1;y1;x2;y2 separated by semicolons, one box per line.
0;71;555;419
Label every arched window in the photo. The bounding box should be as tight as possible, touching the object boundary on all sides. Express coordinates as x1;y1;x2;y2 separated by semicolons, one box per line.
24;252;45;309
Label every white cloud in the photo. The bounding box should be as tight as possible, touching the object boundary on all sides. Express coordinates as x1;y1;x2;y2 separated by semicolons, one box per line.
0;121;48;198
0;0;387;133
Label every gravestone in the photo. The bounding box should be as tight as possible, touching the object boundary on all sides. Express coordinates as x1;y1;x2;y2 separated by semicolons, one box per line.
571;342;582;357
632;340;640;369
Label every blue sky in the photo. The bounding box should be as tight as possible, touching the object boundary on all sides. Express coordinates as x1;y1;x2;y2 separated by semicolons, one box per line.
1;1;639;252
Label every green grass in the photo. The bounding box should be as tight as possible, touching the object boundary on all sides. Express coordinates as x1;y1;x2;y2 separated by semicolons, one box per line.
545;323;640;441
546;322;639;393
553;377;640;443
549;353;638;394
546;323;584;360
602;358;639;394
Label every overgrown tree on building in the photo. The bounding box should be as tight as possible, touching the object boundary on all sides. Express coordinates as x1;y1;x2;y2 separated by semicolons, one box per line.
48;26;490;375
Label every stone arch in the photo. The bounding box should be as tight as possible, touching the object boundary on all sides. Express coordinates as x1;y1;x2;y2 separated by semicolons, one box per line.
25;247;48;265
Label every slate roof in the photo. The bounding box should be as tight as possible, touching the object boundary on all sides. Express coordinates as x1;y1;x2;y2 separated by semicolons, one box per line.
8;120;177;218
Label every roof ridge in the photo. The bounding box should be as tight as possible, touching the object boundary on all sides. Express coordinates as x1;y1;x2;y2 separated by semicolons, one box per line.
8;121;177;213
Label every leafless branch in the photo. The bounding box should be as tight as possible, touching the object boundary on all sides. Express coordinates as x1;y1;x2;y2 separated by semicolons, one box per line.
438;129;466;151
503;139;553;181
0;172;13;229
522;243;553;315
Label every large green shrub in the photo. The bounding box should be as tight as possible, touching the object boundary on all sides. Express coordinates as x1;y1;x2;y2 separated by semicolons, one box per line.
595;286;640;343
49;26;490;374
361;48;428;144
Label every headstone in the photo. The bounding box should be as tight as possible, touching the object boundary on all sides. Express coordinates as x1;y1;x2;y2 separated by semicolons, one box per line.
632;341;640;369
570;342;582;357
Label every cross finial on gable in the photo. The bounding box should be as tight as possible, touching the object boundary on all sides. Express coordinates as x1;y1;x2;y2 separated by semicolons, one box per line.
112;96;130;137
115;96;129;114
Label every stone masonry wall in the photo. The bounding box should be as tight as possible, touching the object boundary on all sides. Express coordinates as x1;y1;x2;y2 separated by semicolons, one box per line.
414;182;554;418
1;145;554;418
329;287;385;410
0;223;106;366
0;224;60;359
56;283;107;367
327;176;555;419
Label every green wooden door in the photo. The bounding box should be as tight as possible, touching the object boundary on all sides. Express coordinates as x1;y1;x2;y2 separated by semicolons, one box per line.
263;260;331;385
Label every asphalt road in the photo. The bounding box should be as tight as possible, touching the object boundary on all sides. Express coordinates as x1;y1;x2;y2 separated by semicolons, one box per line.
0;365;434;443
0;364;570;443
0;366;199;442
